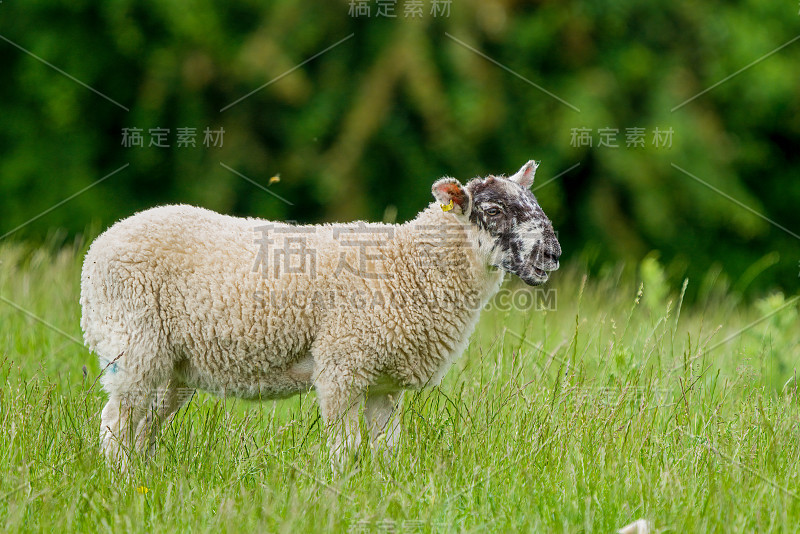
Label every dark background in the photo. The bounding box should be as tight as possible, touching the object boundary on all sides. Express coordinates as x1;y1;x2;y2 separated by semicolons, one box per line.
1;0;798;299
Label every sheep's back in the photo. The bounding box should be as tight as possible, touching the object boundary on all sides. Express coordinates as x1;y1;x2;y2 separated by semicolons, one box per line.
80;205;322;373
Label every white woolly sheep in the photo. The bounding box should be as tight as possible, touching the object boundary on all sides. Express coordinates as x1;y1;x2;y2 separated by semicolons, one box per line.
80;160;561;470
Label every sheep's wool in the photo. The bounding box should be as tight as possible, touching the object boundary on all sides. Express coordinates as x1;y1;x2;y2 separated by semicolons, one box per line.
81;161;561;470
82;204;502;467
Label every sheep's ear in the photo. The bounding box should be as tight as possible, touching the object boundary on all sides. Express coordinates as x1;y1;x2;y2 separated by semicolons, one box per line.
509;160;538;189
432;177;470;215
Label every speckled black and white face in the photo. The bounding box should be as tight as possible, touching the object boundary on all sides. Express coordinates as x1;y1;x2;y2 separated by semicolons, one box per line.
437;161;560;286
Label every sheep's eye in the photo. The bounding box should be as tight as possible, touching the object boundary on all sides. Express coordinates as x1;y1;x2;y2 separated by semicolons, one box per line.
485;207;501;216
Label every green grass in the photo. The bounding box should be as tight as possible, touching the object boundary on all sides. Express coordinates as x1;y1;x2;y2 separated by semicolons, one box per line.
1;241;799;532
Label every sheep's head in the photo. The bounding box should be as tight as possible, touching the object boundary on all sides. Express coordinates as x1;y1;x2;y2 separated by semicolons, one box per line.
432;160;561;286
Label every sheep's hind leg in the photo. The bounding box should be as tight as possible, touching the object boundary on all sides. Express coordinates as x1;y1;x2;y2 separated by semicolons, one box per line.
135;379;195;457
99;347;175;471
99;397;121;462
364;390;403;461
100;390;153;472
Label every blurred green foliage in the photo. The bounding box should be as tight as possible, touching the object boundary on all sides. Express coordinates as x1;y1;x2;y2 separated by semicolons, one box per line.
0;0;798;297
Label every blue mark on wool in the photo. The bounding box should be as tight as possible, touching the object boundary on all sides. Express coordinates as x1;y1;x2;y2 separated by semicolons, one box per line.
101;359;120;374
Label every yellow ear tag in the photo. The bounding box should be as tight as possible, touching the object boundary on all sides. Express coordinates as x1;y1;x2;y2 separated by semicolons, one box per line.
441;199;454;212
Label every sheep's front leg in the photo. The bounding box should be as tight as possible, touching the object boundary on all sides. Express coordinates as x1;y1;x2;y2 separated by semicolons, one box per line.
314;373;367;473
364;391;403;460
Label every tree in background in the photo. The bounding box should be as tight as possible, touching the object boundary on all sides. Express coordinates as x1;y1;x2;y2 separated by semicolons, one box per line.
0;0;797;297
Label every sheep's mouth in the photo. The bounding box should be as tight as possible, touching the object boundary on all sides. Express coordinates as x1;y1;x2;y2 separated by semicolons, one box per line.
519;258;560;286
519;267;549;286
501;253;558;286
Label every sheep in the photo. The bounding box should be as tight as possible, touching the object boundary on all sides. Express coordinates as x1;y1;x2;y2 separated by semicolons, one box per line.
80;160;562;470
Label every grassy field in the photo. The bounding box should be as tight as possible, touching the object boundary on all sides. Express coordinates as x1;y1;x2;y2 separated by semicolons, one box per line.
1;240;798;532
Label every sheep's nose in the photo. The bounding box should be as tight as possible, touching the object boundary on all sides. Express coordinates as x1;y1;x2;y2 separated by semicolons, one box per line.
542;251;560;264
542;226;561;257
551;242;562;261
